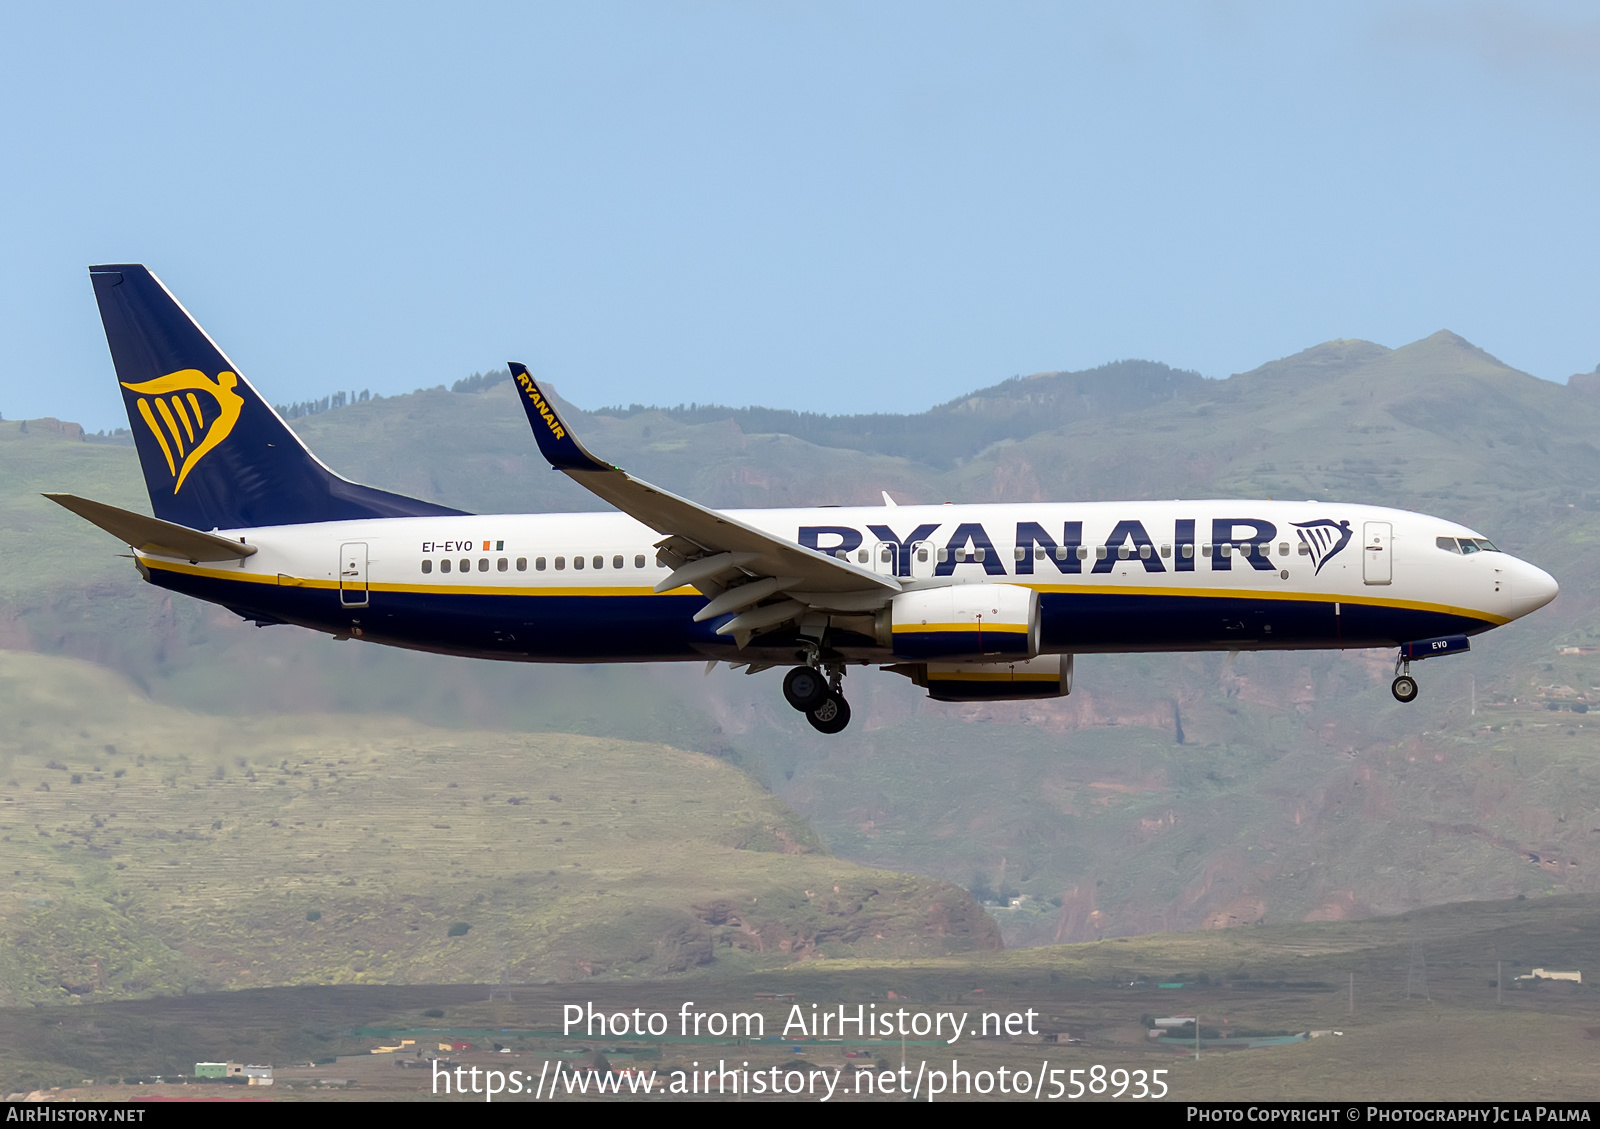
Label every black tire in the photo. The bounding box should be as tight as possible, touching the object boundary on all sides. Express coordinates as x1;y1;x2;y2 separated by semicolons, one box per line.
806;692;852;734
783;666;828;711
1392;675;1418;703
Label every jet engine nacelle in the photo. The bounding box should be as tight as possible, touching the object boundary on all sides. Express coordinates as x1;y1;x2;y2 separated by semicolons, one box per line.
877;582;1040;661
886;654;1073;701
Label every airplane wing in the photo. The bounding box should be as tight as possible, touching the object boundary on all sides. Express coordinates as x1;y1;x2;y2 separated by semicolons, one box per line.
46;493;258;561
507;364;898;641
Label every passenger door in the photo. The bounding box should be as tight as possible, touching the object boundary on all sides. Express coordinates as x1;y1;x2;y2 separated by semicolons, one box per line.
340;542;370;607
1363;522;1391;585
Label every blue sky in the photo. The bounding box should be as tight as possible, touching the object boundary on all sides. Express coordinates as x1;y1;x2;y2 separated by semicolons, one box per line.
3;2;1598;430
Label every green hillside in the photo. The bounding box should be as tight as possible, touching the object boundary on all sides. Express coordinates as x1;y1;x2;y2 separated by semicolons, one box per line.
7;329;1599;951
0;651;997;1007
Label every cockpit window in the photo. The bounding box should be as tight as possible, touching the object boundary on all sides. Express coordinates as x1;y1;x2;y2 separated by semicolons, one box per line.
1441;536;1499;555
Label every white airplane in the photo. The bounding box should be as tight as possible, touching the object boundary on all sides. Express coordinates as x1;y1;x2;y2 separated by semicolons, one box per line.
50;265;1559;734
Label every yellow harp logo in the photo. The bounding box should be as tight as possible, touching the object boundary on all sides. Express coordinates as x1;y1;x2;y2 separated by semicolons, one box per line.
120;369;246;493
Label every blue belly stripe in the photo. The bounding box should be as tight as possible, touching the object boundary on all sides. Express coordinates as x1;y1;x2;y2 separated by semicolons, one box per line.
146;567;1497;661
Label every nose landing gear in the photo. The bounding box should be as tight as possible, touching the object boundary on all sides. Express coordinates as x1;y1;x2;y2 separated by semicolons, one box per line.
1390;634;1471;704
783;659;852;733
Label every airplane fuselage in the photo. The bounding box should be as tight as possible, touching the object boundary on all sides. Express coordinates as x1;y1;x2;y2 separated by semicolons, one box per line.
138;499;1540;665
74;264;1561;729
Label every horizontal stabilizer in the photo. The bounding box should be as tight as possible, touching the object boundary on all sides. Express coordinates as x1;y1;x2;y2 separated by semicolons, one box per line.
45;493;257;561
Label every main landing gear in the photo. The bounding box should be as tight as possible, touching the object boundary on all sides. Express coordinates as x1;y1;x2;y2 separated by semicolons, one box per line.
783;662;852;734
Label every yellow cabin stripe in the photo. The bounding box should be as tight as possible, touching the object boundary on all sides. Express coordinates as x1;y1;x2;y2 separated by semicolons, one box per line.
894;621;1031;634
140;559;1507;624
926;671;1059;682
145;559;669;597
1022;581;1509;626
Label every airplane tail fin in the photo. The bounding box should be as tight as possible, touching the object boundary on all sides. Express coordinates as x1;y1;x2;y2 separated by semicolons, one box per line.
89;265;466;529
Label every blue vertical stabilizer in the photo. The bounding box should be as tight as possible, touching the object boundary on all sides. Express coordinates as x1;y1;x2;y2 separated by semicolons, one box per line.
89;265;466;530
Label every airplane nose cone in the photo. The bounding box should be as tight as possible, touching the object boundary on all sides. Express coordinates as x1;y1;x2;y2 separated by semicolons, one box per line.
1509;560;1558;619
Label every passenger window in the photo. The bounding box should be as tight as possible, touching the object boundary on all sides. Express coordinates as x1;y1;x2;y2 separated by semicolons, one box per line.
917;547;930;563
1076;546;1089;560
555;556;565;570
1139;545;1151;559
459;558;470;572
975;548;986;562
498;558;508;572
518;558;529;571
634;555;645;568
1181;544;1193;558
857;548;869;564
613;555;623;569
421;560;432;574
478;558;489;572
1201;544;1212;557
593;555;603;569
441;559;452;573
936;548;948;563
835;549;848;560
574;555;585;570
1160;544;1171;558
1014;547;1026;562
1278;542;1289;556
881;546;893;563
535;557;546;571
1054;547;1067;560
1096;546;1108;560
1219;545;1232;559
1118;546;1130;560
1298;542;1311;555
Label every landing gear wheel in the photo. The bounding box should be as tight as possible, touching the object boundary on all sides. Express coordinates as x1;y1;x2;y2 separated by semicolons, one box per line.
806;691;852;734
1392;675;1418;703
783;666;828;712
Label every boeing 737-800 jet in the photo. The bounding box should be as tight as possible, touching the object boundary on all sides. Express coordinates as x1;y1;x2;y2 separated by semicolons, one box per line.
51;265;1559;733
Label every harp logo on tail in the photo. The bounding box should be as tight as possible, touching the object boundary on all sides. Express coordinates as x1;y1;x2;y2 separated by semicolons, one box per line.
1293;518;1353;575
120;369;246;493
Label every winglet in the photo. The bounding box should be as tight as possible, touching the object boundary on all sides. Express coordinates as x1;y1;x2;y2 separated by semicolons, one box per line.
508;363;611;471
